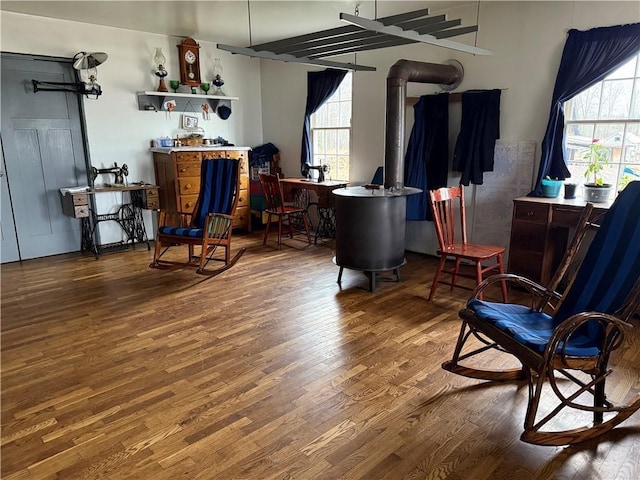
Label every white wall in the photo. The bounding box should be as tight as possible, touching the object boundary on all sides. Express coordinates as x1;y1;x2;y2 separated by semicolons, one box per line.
1;11;263;243
260;0;640;254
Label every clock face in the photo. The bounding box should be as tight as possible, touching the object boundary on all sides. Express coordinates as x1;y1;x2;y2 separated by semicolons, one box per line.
185;50;196;64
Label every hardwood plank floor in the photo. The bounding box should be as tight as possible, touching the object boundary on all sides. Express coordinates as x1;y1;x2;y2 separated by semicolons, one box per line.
2;232;639;479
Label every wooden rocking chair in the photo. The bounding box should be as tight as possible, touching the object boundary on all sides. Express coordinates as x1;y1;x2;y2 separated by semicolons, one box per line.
443;181;640;446
149;157;246;276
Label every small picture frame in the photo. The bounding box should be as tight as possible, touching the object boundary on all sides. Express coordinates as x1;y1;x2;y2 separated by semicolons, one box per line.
182;113;199;129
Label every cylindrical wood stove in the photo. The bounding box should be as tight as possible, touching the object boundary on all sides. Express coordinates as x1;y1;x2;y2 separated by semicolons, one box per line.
333;186;420;291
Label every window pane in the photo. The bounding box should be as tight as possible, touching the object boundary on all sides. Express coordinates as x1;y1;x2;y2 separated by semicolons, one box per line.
568;83;601;120
631;81;640;119
600;79;632;119
623;123;640;164
608;56;637;79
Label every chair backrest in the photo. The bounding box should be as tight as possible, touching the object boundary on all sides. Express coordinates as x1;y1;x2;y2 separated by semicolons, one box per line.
258;173;284;213
554;181;640;325
428;185;467;250
191;158;240;229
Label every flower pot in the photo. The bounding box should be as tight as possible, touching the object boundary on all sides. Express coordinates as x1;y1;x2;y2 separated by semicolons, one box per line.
564;183;577;199
541;179;562;198
583;183;612;203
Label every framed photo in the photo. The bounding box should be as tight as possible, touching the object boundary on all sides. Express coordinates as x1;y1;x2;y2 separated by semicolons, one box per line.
182;113;199;129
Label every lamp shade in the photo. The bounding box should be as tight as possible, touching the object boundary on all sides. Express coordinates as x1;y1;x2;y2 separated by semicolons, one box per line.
72;52;108;71
154;48;166;67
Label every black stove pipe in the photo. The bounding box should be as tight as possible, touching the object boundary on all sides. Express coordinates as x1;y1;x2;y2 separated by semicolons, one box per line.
384;59;463;189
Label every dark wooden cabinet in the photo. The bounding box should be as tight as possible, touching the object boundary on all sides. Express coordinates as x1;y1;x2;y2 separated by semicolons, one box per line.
508;197;610;285
152;147;251;231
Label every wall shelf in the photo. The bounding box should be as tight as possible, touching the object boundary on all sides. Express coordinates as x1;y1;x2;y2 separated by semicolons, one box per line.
136;91;239;112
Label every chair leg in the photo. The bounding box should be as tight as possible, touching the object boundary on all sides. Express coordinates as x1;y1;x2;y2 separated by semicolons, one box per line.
497;254;508;302
452;257;461;291
302;213;312;245
277;216;284;249
428;255;447;301
263;213;272;245
337;266;344;285
152;236;163;265
476;261;484;300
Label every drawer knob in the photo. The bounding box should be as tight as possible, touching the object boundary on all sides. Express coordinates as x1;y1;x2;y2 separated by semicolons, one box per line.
527;211;534;217
186;184;191;189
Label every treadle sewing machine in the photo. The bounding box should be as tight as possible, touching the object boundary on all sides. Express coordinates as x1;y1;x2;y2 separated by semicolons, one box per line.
60;163;159;258
91;162;129;186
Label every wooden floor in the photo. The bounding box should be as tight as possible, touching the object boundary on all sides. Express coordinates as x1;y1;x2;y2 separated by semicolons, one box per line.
2;232;639;479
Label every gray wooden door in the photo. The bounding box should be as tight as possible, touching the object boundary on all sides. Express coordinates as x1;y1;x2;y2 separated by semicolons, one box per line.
1;54;88;261
1;145;20;263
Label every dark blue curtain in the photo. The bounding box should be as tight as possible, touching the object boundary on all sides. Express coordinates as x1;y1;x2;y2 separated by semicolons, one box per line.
452;89;501;186
405;94;450;221
531;23;640;196
300;69;347;173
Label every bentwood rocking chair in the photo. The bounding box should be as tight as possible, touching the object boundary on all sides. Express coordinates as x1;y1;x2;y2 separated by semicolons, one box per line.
258;173;311;249
443;181;640;446
149;157;246;276
428;185;508;302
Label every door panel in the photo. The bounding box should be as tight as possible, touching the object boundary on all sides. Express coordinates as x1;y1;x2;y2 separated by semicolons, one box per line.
1;55;88;260
1;147;20;263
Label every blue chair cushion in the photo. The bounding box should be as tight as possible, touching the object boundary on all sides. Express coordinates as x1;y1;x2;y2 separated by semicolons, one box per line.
158;226;204;238
468;299;600;357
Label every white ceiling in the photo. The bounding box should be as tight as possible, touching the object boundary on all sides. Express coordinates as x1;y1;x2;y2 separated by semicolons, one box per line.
1;1;472;48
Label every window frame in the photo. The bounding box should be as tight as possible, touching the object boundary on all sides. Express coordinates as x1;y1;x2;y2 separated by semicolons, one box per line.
563;51;640;193
310;71;353;182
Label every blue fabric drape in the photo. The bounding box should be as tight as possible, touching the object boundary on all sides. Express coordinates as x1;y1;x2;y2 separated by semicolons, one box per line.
300;69;347;173
531;23;640;196
193;158;238;228
405;93;450;221
554;181;640;324
453;89;501;186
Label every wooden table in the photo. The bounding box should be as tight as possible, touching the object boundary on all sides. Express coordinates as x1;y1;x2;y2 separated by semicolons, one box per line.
279;178;348;243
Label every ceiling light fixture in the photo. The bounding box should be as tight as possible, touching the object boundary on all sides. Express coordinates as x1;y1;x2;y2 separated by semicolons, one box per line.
339;12;493;56
217;7;491;71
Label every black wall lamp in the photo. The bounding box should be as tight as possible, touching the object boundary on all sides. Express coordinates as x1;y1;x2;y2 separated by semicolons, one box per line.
32;51;108;98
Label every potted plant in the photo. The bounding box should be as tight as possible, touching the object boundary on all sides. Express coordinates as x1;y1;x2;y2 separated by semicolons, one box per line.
583;138;612;202
541;176;563;198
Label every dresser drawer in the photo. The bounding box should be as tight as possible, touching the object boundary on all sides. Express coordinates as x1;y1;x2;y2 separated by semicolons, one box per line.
510;221;547;250
551;205;583;227
179;195;198;213
236;188;248;208
176;162;201;177
178;177;200;195
175;151;202;163
513;202;549;225
204;151;226;159
233;206;249;228
239;174;248;190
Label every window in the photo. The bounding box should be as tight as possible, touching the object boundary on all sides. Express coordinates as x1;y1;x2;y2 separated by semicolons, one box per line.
564;52;640;192
310;71;352;181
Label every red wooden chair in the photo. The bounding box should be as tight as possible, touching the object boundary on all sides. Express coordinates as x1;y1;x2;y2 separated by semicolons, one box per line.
258;173;311;249
428;185;507;302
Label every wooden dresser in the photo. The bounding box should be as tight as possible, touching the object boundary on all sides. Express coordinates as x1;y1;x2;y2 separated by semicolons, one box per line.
151;146;251;231
508;196;611;285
